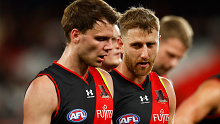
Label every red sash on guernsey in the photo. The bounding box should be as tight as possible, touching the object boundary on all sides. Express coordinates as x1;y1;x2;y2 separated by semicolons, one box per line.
149;72;169;124
88;67;113;124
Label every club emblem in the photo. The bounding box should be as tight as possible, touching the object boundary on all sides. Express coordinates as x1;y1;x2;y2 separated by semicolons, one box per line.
155;89;168;103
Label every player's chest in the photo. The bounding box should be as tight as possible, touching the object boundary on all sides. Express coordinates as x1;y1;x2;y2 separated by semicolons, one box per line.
61;76;113;123
114;83;169;124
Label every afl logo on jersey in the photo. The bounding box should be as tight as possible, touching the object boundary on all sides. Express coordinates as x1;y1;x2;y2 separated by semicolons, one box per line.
66;109;87;122
116;114;140;124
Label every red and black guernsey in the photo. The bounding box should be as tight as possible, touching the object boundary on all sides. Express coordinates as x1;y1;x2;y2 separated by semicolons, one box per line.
199;74;220;124
110;69;169;124
28;61;113;124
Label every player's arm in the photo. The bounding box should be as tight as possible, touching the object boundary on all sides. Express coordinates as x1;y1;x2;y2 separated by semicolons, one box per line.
98;68;114;98
160;77;176;124
175;79;220;124
23;75;58;124
97;68;114;124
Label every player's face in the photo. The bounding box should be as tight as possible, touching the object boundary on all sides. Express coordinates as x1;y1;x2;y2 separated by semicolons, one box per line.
77;20;113;67
101;25;122;71
121;28;160;76
153;37;187;76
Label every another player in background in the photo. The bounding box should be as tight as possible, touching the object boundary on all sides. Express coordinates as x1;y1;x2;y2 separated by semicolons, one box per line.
100;24;122;72
153;15;194;77
175;74;220;124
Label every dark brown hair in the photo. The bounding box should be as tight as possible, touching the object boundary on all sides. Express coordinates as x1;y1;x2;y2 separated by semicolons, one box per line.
61;0;119;43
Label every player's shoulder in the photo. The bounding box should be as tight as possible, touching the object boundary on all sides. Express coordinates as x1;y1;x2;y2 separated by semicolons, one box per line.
200;77;220;89
189;77;220;108
159;75;176;117
24;75;58;123
198;78;220;98
97;67;109;75
25;75;57;102
159;76;176;101
96;68;112;80
30;75;54;90
97;68;114;95
149;72;174;92
159;76;174;90
24;75;58;111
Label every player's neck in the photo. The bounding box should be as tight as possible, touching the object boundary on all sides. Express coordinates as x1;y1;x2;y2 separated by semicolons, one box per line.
57;46;89;79
100;64;117;72
116;63;147;85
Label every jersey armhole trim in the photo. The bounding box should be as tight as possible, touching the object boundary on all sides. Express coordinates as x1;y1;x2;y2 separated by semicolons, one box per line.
158;76;170;106
96;68;112;97
37;73;61;120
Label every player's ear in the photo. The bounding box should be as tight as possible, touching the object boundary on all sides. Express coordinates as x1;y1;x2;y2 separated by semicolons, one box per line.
70;29;80;43
117;38;124;54
159;35;161;43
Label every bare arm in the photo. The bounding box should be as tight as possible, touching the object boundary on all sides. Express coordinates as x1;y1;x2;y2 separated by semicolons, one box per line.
98;68;114;124
175;79;220;124
160;77;176;124
23;75;58;124
97;68;114;98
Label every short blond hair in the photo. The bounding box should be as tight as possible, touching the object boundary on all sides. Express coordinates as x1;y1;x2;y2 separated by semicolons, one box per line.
160;15;194;49
118;7;160;37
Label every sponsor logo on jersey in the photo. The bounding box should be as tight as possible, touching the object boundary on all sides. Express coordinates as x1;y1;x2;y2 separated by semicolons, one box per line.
99;85;110;98
66;109;87;122
116;114;140;124
153;109;169;123
86;89;95;98
96;105;113;120
155;89;168;103
140;95;150;104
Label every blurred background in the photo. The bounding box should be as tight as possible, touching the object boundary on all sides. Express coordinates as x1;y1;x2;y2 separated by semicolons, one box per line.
0;0;219;123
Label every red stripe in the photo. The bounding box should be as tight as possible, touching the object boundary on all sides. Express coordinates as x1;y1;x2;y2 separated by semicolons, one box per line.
53;61;89;85
89;67;113;124
149;72;169;124
37;73;61;120
113;69;146;90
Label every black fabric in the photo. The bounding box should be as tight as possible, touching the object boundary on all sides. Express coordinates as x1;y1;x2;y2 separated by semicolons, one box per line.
37;63;97;124
110;70;152;124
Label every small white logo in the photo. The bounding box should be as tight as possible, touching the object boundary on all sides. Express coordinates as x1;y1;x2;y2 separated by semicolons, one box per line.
140;95;150;104
86;89;95;98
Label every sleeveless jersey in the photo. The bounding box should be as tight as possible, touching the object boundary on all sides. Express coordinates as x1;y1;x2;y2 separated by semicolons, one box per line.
110;69;169;124
199;74;220;124
29;61;113;124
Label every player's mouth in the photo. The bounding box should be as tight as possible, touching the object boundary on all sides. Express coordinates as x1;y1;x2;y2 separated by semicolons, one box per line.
98;55;105;62
137;62;150;68
114;52;120;57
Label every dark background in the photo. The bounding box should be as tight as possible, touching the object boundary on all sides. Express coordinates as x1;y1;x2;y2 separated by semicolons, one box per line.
0;0;220;123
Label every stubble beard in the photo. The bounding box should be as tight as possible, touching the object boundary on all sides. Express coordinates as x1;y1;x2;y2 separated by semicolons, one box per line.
124;54;156;76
